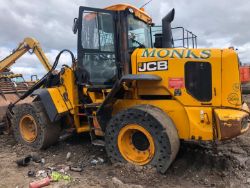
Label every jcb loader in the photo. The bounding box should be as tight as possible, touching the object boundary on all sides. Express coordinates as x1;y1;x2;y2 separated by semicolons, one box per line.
9;4;250;173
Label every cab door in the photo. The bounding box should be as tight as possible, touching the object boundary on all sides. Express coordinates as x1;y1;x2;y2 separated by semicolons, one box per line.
76;7;119;87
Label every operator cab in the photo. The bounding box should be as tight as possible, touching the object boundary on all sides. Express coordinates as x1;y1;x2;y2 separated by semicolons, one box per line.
73;4;173;88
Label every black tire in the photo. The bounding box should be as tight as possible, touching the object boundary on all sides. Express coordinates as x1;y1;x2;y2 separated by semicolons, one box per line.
11;101;61;149
105;105;180;173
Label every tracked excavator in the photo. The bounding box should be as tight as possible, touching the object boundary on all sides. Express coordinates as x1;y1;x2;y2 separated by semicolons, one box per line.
0;37;51;132
7;4;250;173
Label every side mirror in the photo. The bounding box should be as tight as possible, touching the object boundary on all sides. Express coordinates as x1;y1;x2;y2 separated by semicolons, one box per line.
72;18;78;34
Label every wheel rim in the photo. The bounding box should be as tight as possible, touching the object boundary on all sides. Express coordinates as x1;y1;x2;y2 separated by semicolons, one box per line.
19;115;38;142
118;124;155;165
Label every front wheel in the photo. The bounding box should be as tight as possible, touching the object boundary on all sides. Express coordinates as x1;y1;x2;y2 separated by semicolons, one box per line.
105;105;180;173
11;101;61;149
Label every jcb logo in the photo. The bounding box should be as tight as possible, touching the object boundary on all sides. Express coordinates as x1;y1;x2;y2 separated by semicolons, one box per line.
138;61;168;72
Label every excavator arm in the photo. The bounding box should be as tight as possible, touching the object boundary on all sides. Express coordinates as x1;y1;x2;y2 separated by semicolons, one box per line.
0;37;52;72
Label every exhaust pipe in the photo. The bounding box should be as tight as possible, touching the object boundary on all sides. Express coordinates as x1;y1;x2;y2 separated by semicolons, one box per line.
162;8;175;48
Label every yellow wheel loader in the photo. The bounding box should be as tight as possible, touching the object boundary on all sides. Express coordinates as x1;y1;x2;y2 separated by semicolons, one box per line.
0;37;51;132
8;4;250;173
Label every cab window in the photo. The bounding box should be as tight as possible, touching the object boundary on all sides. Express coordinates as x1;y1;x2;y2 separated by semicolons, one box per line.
81;12;115;52
127;14;151;49
79;10;117;85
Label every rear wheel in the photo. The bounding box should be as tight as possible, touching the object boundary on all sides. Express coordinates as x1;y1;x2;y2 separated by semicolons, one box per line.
105;105;180;173
118;123;155;165
19;114;38;142
11;101;61;149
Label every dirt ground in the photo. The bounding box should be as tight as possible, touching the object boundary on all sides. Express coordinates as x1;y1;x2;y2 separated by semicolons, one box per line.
0;128;250;188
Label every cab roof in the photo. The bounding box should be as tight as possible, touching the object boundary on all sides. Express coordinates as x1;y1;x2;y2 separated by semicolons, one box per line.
105;3;152;24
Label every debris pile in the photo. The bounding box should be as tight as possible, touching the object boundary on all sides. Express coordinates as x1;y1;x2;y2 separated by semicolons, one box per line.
0;132;250;187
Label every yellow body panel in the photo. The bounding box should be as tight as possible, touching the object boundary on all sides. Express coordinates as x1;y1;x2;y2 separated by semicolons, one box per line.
47;87;72;114
184;107;213;140
47;68;91;133
105;3;152;24
113;99;190;139
137;81;171;96
132;48;223;106
60;68;79;114
122;48;246;141
221;50;242;107
46;47;247;141
60;67;90;132
44;48;247;141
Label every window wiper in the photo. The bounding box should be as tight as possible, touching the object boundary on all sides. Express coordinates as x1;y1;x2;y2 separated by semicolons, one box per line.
131;38;145;48
128;32;145;48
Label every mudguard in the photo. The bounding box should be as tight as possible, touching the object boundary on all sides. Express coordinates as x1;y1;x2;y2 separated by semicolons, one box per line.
32;88;71;122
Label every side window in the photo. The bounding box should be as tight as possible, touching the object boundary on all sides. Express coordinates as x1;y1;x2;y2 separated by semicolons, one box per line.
185;62;212;101
99;13;115;51
82;11;99;49
81;12;115;52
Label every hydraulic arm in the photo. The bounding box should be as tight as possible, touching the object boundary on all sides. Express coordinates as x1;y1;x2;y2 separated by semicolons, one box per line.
0;37;52;72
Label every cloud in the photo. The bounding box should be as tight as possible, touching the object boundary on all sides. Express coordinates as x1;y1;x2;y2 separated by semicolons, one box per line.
0;47;73;79
1;0;249;49
0;0;249;80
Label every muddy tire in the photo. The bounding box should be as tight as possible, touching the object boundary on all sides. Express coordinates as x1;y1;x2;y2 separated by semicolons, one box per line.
105;105;180;173
11;101;61;149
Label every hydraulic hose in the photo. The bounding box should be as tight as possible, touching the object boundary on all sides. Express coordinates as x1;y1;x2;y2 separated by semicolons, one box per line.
9;49;76;109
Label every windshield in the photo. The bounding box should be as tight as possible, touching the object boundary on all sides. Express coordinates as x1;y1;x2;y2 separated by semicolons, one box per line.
127;14;151;48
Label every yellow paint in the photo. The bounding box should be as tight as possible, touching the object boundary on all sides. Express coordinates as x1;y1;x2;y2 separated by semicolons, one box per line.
110;48;247;141
118;124;155;165
87;91;104;103
76;124;91;133
132;48;222;106
19;114;38;143
0;37;51;72
184;107;213;140
47;87;72;114
113;99;190;139
105;4;152;24
214;109;248;121
85;88;111;104
60;68;90;132
39;7;247;143
137;81;171;96
60;68;78;114
221;50;242;107
45;46;247;142
47;68;91;133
